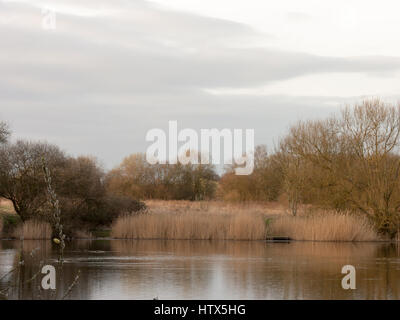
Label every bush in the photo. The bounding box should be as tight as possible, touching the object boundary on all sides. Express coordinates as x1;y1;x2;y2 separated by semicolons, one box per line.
1;214;21;235
60;195;146;235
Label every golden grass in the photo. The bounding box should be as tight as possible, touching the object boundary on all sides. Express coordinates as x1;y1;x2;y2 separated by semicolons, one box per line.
269;212;379;241
113;200;272;240
145;199;285;216
112;201;380;241
112;212;267;240
12;220;52;240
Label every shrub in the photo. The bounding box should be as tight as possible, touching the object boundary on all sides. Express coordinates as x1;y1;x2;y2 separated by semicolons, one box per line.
1;214;21;236
60;195;146;235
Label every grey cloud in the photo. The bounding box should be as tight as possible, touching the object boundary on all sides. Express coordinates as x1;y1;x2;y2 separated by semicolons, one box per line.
1;0;400;167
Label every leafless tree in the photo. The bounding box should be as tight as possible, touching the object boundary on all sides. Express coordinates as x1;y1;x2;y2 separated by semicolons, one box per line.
0;121;10;144
281;99;400;237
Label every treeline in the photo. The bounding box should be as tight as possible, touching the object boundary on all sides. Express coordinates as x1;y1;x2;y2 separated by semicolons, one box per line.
105;99;400;237
106;153;218;200
279;99;400;237
2;99;400;237
0;133;145;237
222;99;400;237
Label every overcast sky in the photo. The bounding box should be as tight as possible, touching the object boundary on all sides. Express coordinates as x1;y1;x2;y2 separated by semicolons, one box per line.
1;0;400;168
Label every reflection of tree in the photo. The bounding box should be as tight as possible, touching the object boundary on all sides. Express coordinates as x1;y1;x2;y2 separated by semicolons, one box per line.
2;240;400;300
110;240;400;300
0;240;88;300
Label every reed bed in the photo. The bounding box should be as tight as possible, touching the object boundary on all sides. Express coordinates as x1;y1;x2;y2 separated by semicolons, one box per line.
269;212;379;241
145;200;285;216
112;212;267;240
0;216;3;237
12;220;53;240
113;201;380;241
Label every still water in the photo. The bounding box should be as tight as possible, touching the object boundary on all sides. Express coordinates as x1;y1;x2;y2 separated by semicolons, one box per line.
1;239;400;300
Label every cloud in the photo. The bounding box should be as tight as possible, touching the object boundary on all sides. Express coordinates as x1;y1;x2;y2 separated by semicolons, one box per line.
1;0;400;167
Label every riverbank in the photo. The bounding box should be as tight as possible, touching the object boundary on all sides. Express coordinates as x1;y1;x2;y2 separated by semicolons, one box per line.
112;200;380;241
0;199;385;242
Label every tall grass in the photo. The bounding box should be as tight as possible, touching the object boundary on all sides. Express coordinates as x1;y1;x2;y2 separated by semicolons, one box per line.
12;220;52;240
0;216;3;238
269;212;378;241
113;201;380;241
112;212;267;240
145;200;281;216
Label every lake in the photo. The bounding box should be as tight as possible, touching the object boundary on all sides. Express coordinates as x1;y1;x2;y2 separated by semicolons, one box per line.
1;239;400;299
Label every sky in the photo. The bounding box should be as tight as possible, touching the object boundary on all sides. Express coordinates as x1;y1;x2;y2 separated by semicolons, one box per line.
1;0;400;168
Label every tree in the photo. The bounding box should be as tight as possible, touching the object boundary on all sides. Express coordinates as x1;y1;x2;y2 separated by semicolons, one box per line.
218;145;283;202
106;152;219;200
281;99;400;237
0;141;144;234
0;140;66;221
0;121;10;144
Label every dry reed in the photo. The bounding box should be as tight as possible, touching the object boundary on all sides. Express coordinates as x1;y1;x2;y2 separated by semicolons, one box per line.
0;216;3;237
145;200;284;216
113;201;380;241
12;220;52;240
112;212;266;240
269;212;378;241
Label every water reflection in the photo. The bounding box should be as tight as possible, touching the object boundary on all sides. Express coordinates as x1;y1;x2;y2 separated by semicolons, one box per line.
1;240;400;299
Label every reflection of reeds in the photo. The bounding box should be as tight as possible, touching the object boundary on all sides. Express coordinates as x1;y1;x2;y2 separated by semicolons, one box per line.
111;239;270;257
113;201;379;241
12;220;52;240
112;213;266;240
109;240;400;299
269;212;378;241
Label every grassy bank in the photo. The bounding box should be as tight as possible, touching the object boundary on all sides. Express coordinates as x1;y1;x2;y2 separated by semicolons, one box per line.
113;200;269;240
112;200;380;241
0;198;93;240
268;212;378;241
112;212;267;240
0;199;382;241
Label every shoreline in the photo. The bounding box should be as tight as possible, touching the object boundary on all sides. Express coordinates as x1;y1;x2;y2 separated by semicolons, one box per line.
0;237;396;243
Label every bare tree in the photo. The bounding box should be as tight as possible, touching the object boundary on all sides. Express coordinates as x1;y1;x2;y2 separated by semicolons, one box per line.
281;99;400;237
0;121;10;144
0;140;66;221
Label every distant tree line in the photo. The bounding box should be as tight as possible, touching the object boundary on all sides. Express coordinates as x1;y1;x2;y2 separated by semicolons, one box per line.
106;153;218;201
2;99;400;237
0;130;144;236
218;99;400;237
